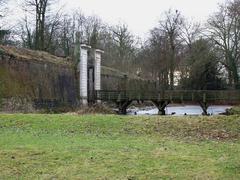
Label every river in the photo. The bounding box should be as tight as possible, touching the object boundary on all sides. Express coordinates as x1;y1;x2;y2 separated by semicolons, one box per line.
128;105;232;116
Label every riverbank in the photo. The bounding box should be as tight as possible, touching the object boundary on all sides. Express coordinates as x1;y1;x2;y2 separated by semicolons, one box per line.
0;114;240;179
225;106;240;115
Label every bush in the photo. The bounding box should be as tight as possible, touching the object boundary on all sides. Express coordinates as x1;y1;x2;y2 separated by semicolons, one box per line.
225;106;240;115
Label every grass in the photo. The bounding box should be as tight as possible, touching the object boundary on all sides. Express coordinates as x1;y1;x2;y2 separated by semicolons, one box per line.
0;114;240;179
0;45;71;66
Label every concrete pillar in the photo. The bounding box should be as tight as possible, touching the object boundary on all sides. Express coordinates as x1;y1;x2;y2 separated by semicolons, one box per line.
94;49;104;103
79;44;91;106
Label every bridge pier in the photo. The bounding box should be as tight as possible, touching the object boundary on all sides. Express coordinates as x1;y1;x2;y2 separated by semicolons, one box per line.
117;100;132;115
152;100;170;115
199;101;209;116
198;93;209;115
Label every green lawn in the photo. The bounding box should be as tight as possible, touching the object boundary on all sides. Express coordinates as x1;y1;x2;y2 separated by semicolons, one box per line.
0;114;240;179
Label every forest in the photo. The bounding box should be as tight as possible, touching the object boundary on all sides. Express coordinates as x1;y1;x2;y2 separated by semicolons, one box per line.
0;0;240;90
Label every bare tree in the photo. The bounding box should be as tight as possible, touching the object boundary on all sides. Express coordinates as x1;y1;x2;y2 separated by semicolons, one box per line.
111;23;136;71
44;10;62;52
23;0;55;50
208;0;240;88
159;9;183;89
0;0;7;17
83;16;102;48
180;19;201;49
148;28;170;88
0;0;9;44
20;16;34;48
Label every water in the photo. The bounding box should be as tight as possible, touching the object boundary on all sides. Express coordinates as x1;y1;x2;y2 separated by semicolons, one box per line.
128;105;232;116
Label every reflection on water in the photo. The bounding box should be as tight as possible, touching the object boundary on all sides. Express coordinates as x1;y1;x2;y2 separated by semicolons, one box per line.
128;105;232;116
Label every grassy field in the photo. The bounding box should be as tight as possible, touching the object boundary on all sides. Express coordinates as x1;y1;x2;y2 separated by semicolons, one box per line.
0;114;240;179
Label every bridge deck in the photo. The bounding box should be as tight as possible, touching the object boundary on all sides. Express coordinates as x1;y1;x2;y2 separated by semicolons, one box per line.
95;90;240;103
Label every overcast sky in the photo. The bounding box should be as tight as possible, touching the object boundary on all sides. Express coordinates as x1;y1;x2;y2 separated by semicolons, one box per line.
57;0;225;38
7;0;225;39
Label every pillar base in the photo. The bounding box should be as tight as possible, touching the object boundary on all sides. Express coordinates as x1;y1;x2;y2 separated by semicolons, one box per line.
81;99;88;106
199;101;209;116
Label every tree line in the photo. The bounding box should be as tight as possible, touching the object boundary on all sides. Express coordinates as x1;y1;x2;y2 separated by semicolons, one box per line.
0;0;240;90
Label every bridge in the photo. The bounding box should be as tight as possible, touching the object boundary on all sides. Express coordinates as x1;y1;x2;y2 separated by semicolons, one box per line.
95;90;240;115
77;44;240;115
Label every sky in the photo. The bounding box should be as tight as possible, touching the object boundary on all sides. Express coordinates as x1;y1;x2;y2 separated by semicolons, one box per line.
58;0;225;39
6;0;225;39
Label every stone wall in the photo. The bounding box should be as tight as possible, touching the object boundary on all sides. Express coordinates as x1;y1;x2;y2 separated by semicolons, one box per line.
0;46;77;110
0;45;157;111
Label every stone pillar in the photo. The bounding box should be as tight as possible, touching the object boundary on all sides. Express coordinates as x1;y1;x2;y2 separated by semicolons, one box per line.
79;44;91;106
94;49;104;103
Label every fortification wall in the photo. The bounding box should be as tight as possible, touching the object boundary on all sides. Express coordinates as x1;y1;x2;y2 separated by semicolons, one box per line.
0;46;77;109
0;45;156;111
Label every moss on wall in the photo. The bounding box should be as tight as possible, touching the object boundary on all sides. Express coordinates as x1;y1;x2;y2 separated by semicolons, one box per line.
0;47;77;107
0;45;157;109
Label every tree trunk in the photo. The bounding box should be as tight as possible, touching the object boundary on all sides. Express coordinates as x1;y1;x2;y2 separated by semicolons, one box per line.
35;4;40;50
169;39;175;90
228;54;239;89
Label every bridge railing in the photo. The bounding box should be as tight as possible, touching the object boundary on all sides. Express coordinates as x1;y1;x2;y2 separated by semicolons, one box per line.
95;90;240;103
95;90;157;101
160;90;240;102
